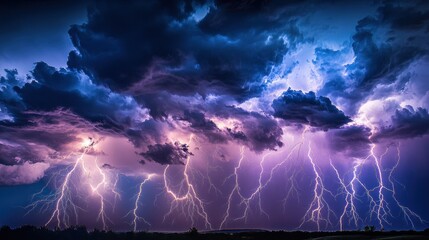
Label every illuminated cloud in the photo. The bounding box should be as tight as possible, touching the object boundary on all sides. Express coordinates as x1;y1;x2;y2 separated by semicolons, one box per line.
0;161;49;185
374;106;429;140
0;0;428;232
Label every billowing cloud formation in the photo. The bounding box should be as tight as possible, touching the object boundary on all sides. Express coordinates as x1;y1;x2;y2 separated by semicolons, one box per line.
179;110;227;143
140;142;193;165
1;0;429;233
0;161;49;185
227;108;284;152
272;89;350;130
1;0;428;187
15;62;144;132
374;106;429;140
66;0;306;100
0;69;25;121
316;2;429;115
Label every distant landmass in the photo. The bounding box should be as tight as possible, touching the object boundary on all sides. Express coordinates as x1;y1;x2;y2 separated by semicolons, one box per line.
1;225;429;240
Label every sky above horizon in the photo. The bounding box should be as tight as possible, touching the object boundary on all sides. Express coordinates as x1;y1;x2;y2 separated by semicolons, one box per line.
1;0;429;232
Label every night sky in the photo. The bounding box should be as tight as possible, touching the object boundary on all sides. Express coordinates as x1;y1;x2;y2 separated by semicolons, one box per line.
1;0;429;232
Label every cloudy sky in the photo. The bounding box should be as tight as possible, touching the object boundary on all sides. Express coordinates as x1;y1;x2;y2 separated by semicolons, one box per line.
1;0;429;232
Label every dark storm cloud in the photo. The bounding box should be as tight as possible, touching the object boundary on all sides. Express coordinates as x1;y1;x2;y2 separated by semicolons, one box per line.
140;142;193;165
374;106;429;140
317;1;428;115
0;110;96;183
137;92;186;120
272;89;350;130
32;62;79;90
0;139;41;166
327;125;371;158
66;0;307;100
377;2;429;31
210;104;284;152
137;90;284;152
0;110;86;152
12;62;140;134
238;112;284;152
198;0;307;50
0;63;160;174
179;110;228;143
346;17;423;91
8;0;305;158
0;69;26;119
181;110;217;131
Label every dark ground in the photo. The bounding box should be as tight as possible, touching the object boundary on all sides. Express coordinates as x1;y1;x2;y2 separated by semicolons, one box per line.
1;225;428;240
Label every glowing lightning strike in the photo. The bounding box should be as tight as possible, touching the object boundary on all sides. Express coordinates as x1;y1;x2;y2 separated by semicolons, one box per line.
221;127;308;229
129;174;154;232
299;142;335;231
370;143;392;229
45;147;89;229
42;138;116;230
388;144;426;229
86;158;111;231
233;151;272;222
111;174;121;213
162;134;213;230
330;158;361;231
220;146;245;229
235;143;305;224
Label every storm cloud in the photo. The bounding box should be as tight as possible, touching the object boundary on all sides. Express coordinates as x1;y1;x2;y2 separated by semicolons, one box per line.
327;125;372;158
316;1;429;115
66;0;307;100
140;142;193;165
374;106;429;140
272;89;350;130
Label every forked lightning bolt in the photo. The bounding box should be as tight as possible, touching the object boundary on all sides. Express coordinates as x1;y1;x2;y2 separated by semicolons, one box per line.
45;147;89;229
388;144;426;229
221;127;309;229
128;174;154;231
29;138;120;230
299;142;335;231
162;135;213;229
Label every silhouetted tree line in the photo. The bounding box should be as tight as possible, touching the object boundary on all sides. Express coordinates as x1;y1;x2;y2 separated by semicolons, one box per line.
1;225;428;240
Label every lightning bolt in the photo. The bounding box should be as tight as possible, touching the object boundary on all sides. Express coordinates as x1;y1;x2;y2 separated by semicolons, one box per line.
129;174;154;232
299;142;335;231
233;151;272;223
85;158;111;230
370;143;392;229
221;127;309;229
111;174;121;213
45;147;89;229
220;146;246;229
330;158;361;231
282;127;309;210
162;134;213;230
388;143;426;229
30;138;118;230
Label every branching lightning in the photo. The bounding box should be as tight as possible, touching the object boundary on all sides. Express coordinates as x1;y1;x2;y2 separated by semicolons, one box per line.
162;134;213;229
299;142;335;231
28;138;122;230
45;147;90;229
24;127;426;232
220;128;308;229
220;146;245;229
388;144;426;229
329;115;427;231
330;158;361;231
128;174;154;232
